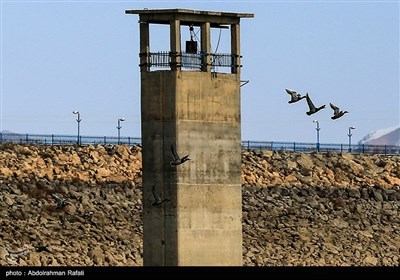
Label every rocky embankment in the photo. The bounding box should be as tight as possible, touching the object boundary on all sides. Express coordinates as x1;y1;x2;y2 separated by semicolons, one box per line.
0;144;399;266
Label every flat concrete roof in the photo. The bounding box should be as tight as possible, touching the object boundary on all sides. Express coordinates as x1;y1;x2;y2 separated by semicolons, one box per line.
125;8;254;26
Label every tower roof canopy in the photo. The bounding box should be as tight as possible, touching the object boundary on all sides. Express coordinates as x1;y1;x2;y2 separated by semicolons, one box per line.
125;8;254;27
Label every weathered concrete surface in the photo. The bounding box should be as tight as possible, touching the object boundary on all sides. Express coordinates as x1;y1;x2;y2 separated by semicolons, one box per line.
141;71;242;266
132;8;253;266
1;144;400;266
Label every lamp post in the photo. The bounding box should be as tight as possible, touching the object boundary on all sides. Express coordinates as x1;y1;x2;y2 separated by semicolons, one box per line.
348;126;356;152
313;120;320;152
117;117;125;144
72;111;81;145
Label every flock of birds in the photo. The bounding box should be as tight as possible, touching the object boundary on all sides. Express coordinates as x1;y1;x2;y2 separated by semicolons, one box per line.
151;144;191;206
46;144;189;221
47;91;347;209
151;90;349;206
285;88;349;120
150;90;350;206
2;88;350;263
51;90;349;209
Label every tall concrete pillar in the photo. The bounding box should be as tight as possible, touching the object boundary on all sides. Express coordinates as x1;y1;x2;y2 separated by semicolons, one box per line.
200;22;211;72
125;8;254;266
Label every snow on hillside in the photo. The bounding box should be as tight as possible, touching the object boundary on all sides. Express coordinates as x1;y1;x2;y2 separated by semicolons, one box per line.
358;125;400;146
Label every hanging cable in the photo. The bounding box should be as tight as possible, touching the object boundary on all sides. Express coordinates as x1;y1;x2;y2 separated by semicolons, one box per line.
193;27;201;52
189;24;195;41
214;28;222;54
211;28;222;73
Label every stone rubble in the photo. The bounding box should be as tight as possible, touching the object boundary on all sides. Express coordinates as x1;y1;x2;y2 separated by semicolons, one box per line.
0;143;399;266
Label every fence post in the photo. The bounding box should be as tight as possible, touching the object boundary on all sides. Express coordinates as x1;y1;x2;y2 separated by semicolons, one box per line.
362;144;365;154
384;145;387;155
293;142;296;152
51;134;54;146
340;144;343;153
128;137;131;146
26;134;28;143
247;140;249;151
104;136;106;145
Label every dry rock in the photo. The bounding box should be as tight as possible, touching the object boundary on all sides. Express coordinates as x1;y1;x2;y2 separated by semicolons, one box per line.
0;144;399;266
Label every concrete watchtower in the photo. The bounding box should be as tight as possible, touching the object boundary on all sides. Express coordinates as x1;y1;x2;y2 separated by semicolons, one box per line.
126;8;253;266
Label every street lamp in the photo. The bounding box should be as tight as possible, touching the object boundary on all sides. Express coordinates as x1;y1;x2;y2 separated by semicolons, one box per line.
313;120;320;152
348;126;356;152
72;111;81;145
117;117;125;144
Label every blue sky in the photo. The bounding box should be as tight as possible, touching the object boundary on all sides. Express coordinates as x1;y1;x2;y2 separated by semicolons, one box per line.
1;0;399;144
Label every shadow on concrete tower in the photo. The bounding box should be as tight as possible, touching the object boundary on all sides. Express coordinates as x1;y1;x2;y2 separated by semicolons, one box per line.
125;8;254;266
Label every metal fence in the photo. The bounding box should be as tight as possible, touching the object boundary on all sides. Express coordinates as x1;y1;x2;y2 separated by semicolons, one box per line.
0;133;399;155
0;133;141;146
142;51;237;71
241;140;400;155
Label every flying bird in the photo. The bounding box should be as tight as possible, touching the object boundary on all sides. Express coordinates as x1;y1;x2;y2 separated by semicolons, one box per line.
35;245;52;254
330;103;349;120
170;144;190;166
305;93;326;116
285;88;306;103
51;193;68;209
152;185;169;206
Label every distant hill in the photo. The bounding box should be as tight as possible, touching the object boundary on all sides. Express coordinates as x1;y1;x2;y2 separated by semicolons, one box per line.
0;130;23;141
358;126;400;146
1;130;18;134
